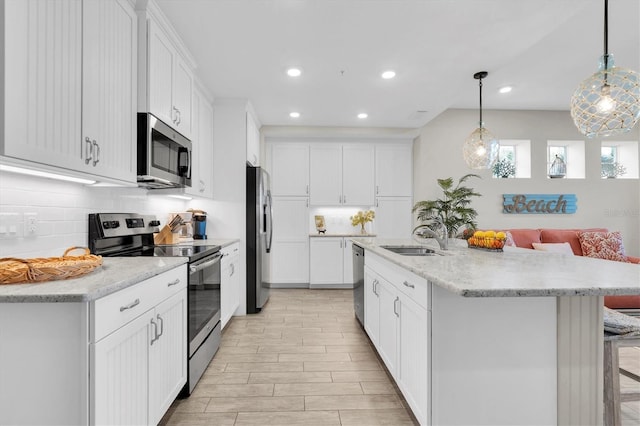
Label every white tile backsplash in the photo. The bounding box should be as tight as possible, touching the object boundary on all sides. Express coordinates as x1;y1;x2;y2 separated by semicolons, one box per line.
0;171;221;258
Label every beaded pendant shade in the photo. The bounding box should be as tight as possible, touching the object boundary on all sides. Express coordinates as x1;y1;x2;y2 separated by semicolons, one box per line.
570;0;640;137
463;71;499;169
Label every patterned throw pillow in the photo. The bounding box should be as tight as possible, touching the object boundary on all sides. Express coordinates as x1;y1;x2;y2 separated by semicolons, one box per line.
578;231;628;262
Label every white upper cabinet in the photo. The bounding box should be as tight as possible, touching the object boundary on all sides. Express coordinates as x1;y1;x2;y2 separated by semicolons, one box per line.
309;144;374;206
375;144;413;197
140;5;194;139
3;0;137;183
246;111;261;166
269;143;309;196
187;85;214;198
82;0;137;182
342;145;375;205
310;145;343;205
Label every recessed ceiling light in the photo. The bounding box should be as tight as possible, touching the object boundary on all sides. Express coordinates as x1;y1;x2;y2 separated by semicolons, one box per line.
289;112;300;118
287;68;302;77
499;86;512;94
381;70;396;79
357;113;368;119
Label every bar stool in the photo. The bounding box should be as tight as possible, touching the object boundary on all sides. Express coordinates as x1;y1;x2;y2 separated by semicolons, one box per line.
603;308;640;426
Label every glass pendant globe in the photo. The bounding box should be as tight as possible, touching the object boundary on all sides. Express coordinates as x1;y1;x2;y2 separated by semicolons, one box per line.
571;55;640;137
462;126;499;169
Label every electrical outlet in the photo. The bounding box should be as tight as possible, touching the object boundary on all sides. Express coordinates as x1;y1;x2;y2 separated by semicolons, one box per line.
24;212;38;236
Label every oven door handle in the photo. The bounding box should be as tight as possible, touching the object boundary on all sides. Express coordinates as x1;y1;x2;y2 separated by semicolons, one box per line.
189;252;223;273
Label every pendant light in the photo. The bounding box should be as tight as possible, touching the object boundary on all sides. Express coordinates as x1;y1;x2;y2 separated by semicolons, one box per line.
570;0;640;137
463;71;499;169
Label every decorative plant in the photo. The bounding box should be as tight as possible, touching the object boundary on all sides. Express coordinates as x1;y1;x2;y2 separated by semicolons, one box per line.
601;162;627;178
413;174;481;238
492;158;516;178
350;210;375;234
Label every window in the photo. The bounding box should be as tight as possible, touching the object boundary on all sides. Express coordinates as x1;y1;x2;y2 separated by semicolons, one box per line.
547;140;585;179
493;140;530;178
601;142;638;179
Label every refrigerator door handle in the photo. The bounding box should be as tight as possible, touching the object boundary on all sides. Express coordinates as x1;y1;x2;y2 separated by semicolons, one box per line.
265;190;273;253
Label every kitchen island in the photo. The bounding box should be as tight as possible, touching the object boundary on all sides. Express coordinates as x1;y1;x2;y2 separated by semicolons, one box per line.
353;238;640;426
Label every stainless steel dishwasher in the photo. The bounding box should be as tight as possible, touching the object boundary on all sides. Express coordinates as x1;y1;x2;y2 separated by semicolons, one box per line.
352;243;365;326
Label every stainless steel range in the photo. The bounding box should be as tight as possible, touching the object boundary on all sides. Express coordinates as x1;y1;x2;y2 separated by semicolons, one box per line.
88;213;221;395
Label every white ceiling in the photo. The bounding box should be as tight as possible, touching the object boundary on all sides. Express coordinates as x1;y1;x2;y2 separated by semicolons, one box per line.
155;0;640;129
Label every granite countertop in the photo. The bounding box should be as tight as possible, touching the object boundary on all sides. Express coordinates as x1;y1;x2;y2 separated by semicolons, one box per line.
352;237;640;298
0;257;187;303
310;233;377;237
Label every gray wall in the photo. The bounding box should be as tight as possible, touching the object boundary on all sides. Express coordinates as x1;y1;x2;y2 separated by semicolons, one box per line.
414;109;640;256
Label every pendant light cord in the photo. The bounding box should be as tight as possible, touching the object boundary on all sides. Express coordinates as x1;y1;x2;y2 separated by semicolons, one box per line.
603;0;609;82
478;77;483;129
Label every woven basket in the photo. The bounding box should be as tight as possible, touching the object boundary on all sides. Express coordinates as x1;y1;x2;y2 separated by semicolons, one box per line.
0;247;103;285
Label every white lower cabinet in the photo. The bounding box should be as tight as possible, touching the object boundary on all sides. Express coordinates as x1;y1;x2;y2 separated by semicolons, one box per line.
364;253;429;425
91;265;187;425
221;242;240;329
309;237;344;286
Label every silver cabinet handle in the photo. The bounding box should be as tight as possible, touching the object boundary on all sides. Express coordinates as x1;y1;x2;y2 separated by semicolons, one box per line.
306;185;309;194
376;198;379;207
403;281;415;289
393;296;400;317
167;278;180;287
339;195;342;204
176;108;181;125
230;263;235;276
84;137;93;164
120;298;140;312
92;140;100;166
372;279;379;296
172;106;178;123
199;179;205;193
343;195;347;204
150;318;158;345
376;185;379;195
156;314;164;339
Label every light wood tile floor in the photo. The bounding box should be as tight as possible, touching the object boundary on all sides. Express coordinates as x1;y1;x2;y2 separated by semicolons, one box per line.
160;289;640;425
161;289;417;425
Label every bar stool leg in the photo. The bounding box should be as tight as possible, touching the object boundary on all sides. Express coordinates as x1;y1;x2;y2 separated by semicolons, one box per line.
603;340;621;426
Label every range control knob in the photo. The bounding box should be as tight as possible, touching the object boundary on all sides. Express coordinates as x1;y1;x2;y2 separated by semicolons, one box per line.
102;221;111;229
149;220;161;227
110;221;120;229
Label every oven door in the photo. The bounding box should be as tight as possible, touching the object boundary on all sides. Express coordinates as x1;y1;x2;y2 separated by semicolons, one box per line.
188;252;222;357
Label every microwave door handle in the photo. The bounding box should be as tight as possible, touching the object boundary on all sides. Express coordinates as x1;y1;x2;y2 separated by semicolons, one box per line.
186;147;192;179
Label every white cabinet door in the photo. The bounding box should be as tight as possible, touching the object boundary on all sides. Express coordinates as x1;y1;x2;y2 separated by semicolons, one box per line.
148;19;175;127
172;55;193;138
342;145;375;206
3;0;83;169
377;279;399;377
221;243;240;329
364;268;380;348
149;289;187;425
270;144;309;196
310;145;342;205
187;87;214;198
92;309;153;425
375;197;413;239
246;112;260;166
309;237;344;286
375;144;413;197
269;197;309;284
397;292;429;425
82;0;137;182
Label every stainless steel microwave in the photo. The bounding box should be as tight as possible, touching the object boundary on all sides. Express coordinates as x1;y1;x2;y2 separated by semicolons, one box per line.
137;113;192;189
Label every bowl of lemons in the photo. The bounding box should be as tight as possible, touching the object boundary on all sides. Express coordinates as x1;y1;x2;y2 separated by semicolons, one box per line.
467;230;506;251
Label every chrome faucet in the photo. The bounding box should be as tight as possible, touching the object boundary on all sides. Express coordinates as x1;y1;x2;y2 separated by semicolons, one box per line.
414;217;449;250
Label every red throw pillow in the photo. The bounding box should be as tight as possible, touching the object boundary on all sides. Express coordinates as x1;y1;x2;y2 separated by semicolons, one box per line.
578;231;628;262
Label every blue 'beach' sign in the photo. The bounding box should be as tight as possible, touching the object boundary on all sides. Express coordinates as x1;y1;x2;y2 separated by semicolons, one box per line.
503;194;577;214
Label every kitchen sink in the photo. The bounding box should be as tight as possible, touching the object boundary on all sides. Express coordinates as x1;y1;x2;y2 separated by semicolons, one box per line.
380;245;440;256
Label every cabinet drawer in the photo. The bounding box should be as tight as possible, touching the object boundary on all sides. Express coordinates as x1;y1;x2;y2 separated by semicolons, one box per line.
92;266;187;342
366;252;430;310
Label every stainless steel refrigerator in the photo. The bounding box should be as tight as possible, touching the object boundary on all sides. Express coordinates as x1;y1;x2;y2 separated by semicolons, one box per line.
246;166;273;313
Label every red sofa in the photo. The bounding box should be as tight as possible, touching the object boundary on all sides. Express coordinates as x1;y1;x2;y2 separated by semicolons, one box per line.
505;228;640;313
